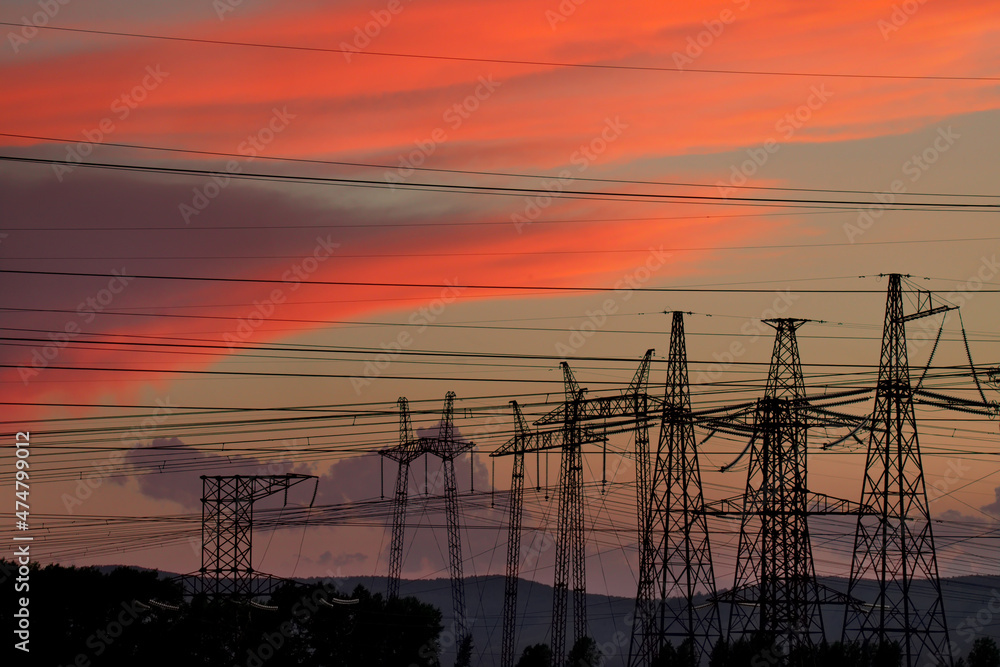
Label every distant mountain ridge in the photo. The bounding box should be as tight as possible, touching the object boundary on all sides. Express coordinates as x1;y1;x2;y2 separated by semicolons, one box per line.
300;574;1000;666
97;566;1000;665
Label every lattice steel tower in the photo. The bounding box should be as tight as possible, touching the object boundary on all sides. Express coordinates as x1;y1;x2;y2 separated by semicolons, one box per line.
550;362;588;667
843;274;952;667
491;353;653;667
197;474;316;599
500;401;530;667
629;311;721;666
494;399;607;667
380;392;474;642
726;318;826;650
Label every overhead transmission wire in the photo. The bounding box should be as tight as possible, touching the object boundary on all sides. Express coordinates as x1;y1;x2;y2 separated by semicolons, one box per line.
1;353;992;382
17;480;1000;580
6;360;987;438
29;402;991;467
13;234;1000;258
4;132;1000;202
3;22;1000;82
3;154;1000;213
12;268;1000;294
26;403;999;484
25;487;1000;575
3;333;999;381
23;400;992;544
3;312;1000;343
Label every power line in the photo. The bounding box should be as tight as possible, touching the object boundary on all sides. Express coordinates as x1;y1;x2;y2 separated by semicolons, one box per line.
3;330;1000;358
8;234;1000;259
4;310;999;342
3;132;998;201
5;268;1000;293
0;211;852;232
3;22;999;82
2;154;999;211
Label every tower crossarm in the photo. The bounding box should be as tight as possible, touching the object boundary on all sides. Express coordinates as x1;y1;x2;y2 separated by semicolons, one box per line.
898;304;956;323
792;387;873;405
698;393;869;432
797;407;869;429
914;388;1000;416
378;442;425;464
420;436;475;460
534;350;655;427
703;491;875;516
490;424;606;457
199;473;317;504
804;491;876;516
532;391;656;426
693;403;758;437
802;404;870;424
700;496;744;516
714;581;865;608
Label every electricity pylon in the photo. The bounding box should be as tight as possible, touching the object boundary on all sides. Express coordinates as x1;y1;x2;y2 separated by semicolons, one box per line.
189;473;317;599
496;399;607;667
705;319;870;657
492;352;653;667
844;274;954;667
549;362;588;666
380;392;474;641
629;311;721;666
726;319;826;651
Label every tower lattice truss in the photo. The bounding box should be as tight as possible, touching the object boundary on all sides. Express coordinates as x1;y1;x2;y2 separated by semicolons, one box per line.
194;473;316;600
844;274;955;667
703;319;870;654
380;392;474;642
491;351;654;667
629;311;721;667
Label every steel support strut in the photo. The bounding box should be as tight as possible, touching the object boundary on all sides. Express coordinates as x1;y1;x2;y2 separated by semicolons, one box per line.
844;274;952;667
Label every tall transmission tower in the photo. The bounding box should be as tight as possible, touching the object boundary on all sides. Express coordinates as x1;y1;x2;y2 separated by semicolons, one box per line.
627;356;653;583
491;352;653;667
500;401;530;667
383;397;422;601
550;362;588;666
705;319;869;656
843;274;954;667
726;319;825;650
380;392;474;642
495;400;607;667
629;311;721;666
190;473;317;599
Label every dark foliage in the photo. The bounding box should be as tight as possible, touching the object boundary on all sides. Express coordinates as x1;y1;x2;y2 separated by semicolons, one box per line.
969;638;1000;667
516;643;552;667
1;560;443;666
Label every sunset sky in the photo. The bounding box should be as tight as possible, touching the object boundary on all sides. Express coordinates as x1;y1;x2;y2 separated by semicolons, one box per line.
2;0;1000;620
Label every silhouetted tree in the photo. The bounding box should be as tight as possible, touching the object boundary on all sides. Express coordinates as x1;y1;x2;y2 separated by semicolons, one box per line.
1;559;183;667
455;633;474;667
291;582;443;666
969;638;1000;667
568;636;600;667
0;561;445;667
652;640;676;667
516;642;552;667
651;638;697;667
873;640;902;667
708;637;730;667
